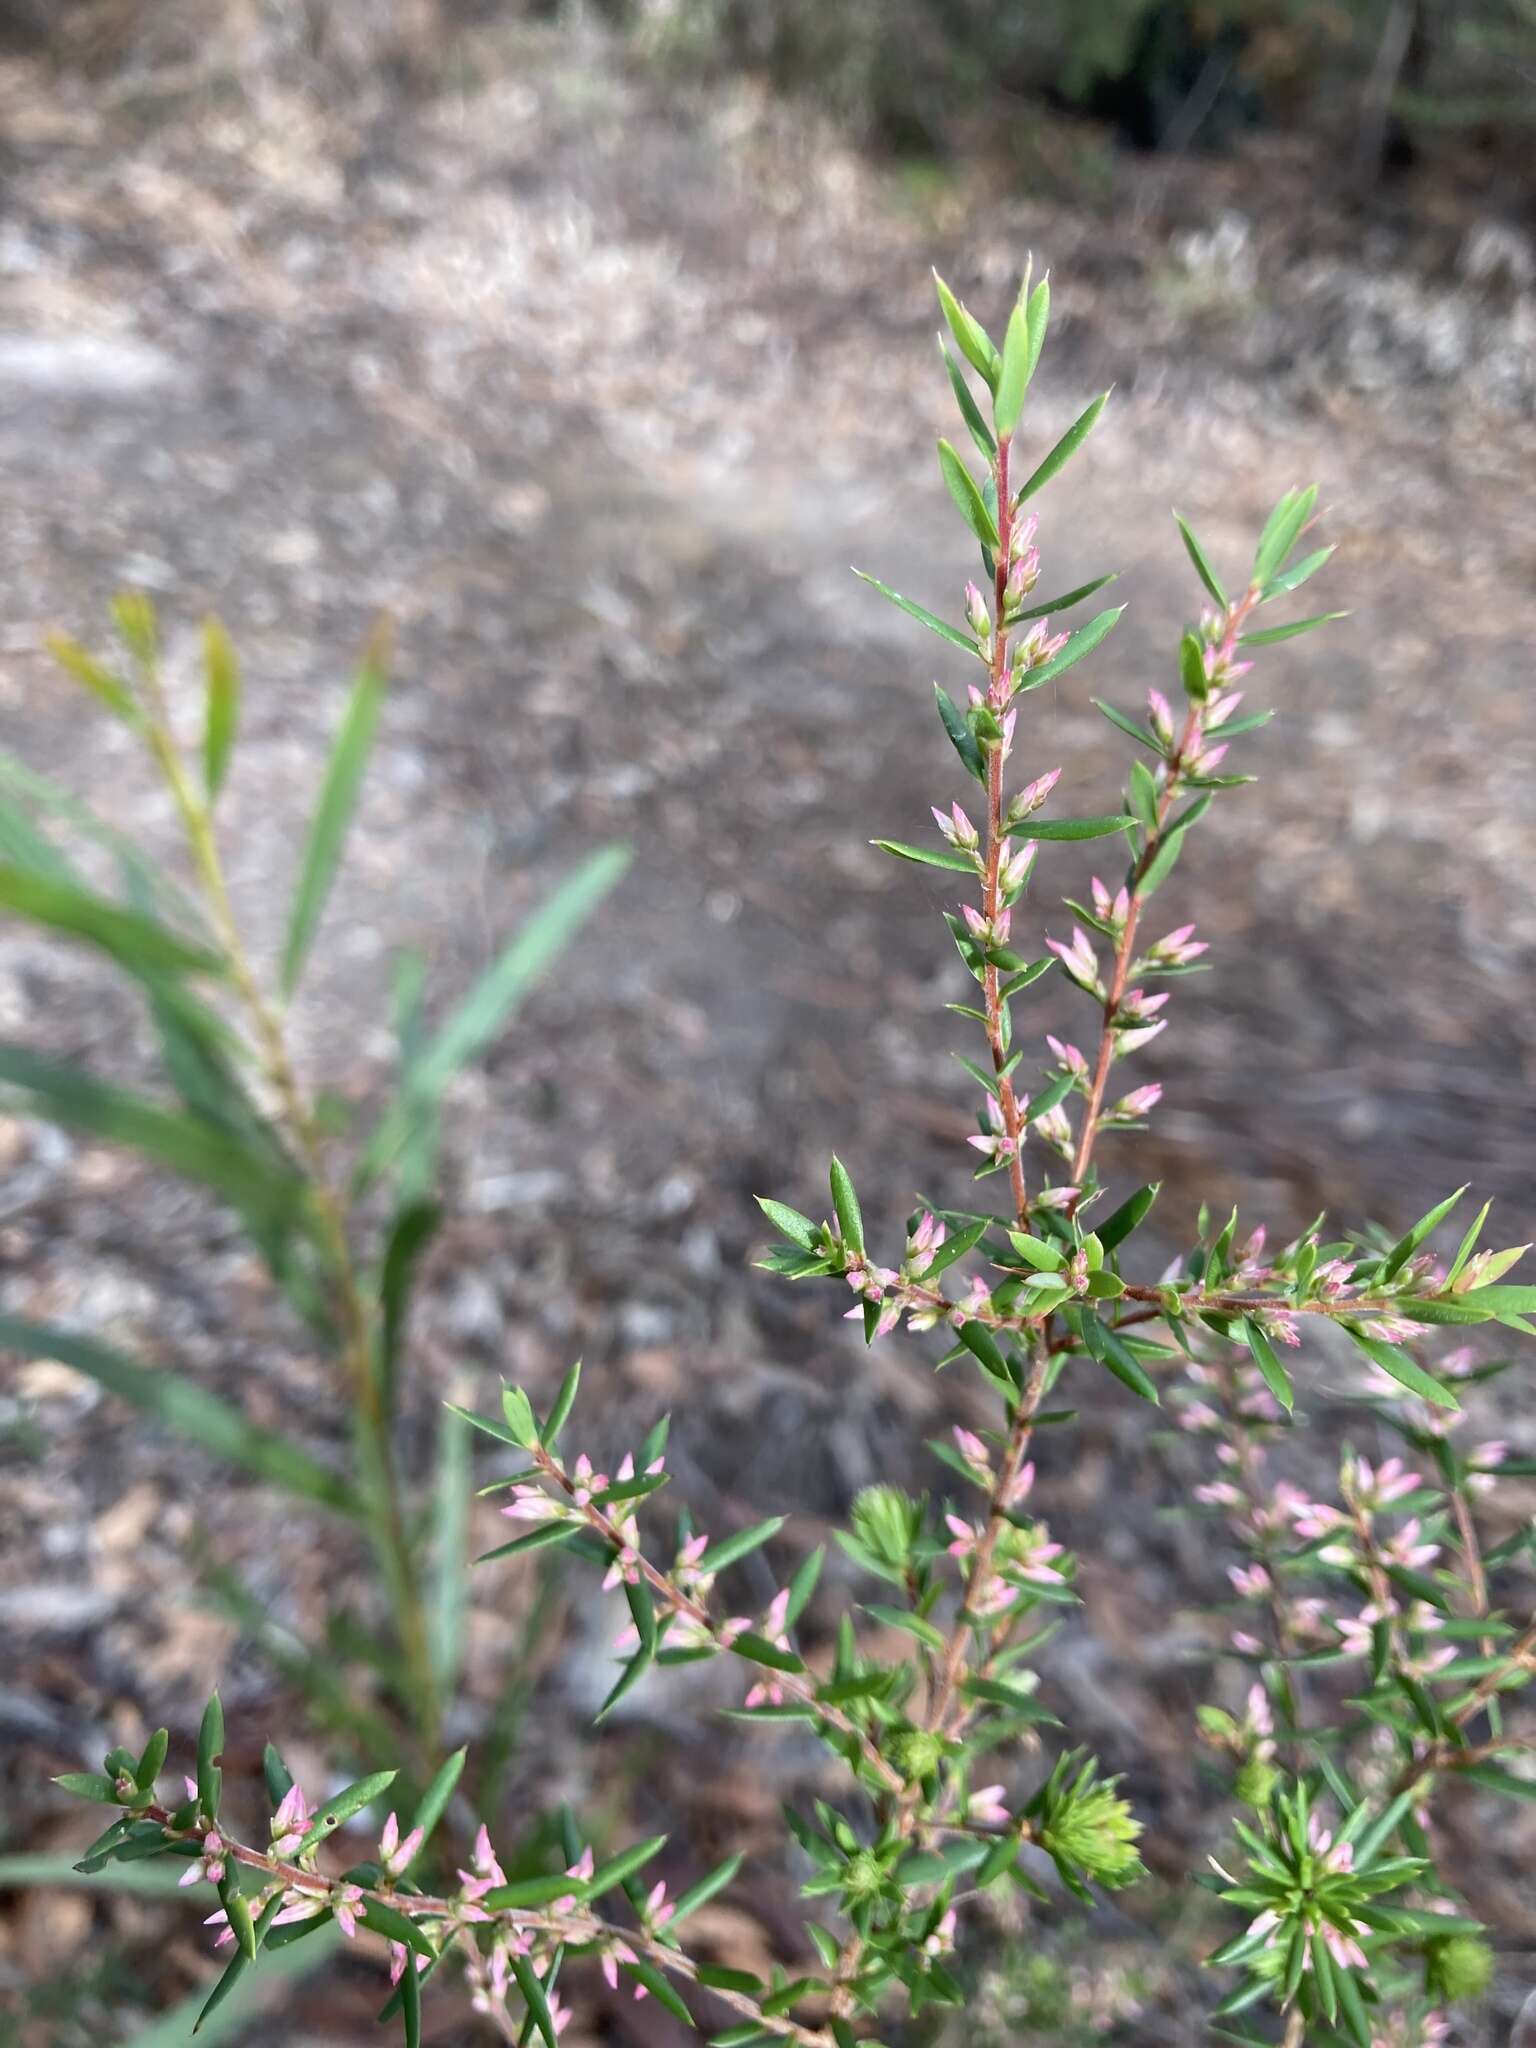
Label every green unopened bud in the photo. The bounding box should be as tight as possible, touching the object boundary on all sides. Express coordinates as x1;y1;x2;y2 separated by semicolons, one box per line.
1426;1930;1493;2002
844;1849;887;1901
1233;1757;1280;1810
890;1729;946;1782
1038;1782;1144;1888
851;1485;918;1570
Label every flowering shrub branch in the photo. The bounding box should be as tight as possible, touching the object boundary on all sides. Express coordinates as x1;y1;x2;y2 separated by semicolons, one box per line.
52;268;1536;2046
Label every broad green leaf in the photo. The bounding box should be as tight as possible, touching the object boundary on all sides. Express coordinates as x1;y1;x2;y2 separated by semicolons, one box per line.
1080;1314;1159;1402
1173;514;1227;607
202;619;241;801
852;570;977;654
957;1319;1012;1385
937;440;999;550
1016;391;1109;502
938;340;995;459
0;866;223;980
281;626;390;998
0;1315;361;1515
932;273;1000;391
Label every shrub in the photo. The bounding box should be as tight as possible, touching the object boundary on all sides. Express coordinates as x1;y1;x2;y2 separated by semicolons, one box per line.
41;269;1536;2048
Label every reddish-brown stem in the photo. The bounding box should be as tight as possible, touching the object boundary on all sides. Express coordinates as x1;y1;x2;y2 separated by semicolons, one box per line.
1069;587;1259;1195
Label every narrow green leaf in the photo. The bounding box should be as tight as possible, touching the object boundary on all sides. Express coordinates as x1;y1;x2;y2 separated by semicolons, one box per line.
957;1319;1013;1385
1383;1184;1467;1280
1238;611;1348;646
281;626;390;998
53;1772;121;1804
872;839;975;872
1240;1317;1293;1413
1019;606;1124;689
401;1947;422;2048
429;1399;471;1694
934;684;986;783
510;1950;560;2048
196;1694;224;1820
1253;484;1318;584
360;1897;437;1960
201;619;241;801
0;866;222;980
756;1198;817;1250
379;1200;441;1402
936;440;999;550
852;571;977;654
1016;391;1109;502
1022;814;1136;842
45;633;142;728
829;1155;864;1255
294;1770;398;1856
994;277;1043;439
1096;1183;1160;1252
1079;1314;1159;1402
696;1517;787;1576
624;1959;693;2025
1344;1329;1459;1411
1011;570;1118;623
938;340;995;459
1261;545;1334;600
541;1359;583;1445
666;1853;744;1927
587;1834;668;1898
0;1048;299;1220
407;1747;467;1862
136;1728;169;1792
932;273;999;392
1173;514;1227;607
0;1315;361;1516
358;847;629;1185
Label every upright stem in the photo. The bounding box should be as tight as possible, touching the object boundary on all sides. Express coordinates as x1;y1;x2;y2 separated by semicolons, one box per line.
1070;587;1259;1195
141;692;438;1749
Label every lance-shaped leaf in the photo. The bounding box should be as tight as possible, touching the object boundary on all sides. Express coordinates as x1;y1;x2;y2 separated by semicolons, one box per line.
46;632;143;729
202;618;241;801
196;1694;224;1819
1382;1184;1467;1280
994;273;1049;439
939;339;995;458
1343;1328;1459;1410
695;1517;788;1576
1252;484;1318;585
1019;606;1124;690
1024;814;1136;842
934;684;986;782
933;272;1000;391
1173;513;1227;607
0;867;222;980
1011;570;1117;623
0;1315;362;1515
1239;611;1348;646
294;1769;398;1856
936;440;999;550
872;838;976;872
510;1951;561;2048
829;1155;864;1255
281;624;390;998
852;570;978;654
1016;390;1109;502
1240;1316;1293;1413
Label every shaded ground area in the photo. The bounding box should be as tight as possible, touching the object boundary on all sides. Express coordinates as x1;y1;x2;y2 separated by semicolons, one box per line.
1;17;1535;2044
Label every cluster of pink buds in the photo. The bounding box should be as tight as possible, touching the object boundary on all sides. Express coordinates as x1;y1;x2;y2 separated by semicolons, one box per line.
997;839;1038;897
1011;616;1068;685
1140;921;1207;970
1007;765;1061;825
1046;927;1103;998
932;800;981;855
1090;875;1130;934
1002;512;1041;612
743;1588;794;1708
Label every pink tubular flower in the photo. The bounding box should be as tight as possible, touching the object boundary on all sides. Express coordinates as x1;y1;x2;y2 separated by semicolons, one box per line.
1047;1034;1087;1077
378;1810;425;1881
1046;927;1101;994
179;1832;225;1889
998;840;1037;896
967;1783;1010;1827
332;1883;365;1939
457;1822;507;1903
1010;766;1061;821
744;1589;793;1708
1090;875;1130;931
1033;1183;1080;1211
1228;1562;1271;1601
269;1781;312;1858
933;801;980;852
1148;922;1207;967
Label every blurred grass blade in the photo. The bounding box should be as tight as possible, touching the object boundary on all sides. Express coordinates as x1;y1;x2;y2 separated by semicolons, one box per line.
0;1314;363;1516
0;1046;299;1218
202;618;242;802
46;632;142;729
280;625;390;999
0;866;224;979
429;1395;472;1695
359;846;629;1187
379;1199;441;1406
0;1854;186;1895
